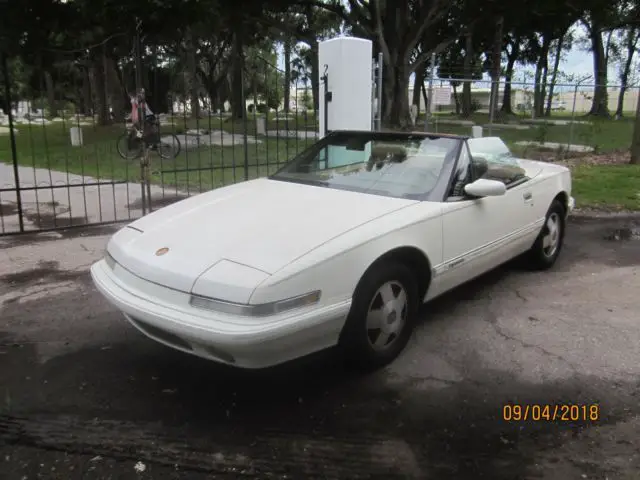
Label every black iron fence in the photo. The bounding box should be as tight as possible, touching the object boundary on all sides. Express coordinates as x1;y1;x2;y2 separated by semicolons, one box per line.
0;33;319;235
3;27;636;236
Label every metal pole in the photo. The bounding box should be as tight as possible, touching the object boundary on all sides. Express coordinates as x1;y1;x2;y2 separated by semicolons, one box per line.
371;58;376;130
376;52;383;131
134;20;147;215
423;52;435;132
241;60;249;182
321;65;329;136
2;51;24;232
566;84;579;155
488;77;498;136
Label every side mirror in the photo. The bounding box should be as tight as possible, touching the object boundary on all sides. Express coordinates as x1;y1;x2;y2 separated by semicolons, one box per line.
464;178;506;197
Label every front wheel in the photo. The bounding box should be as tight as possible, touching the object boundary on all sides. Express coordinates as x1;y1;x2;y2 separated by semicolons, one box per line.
116;132;143;160
526;199;566;270
339;261;418;370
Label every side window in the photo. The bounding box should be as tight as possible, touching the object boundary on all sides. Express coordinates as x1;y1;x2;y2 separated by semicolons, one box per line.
472;154;527;186
448;143;471;198
467;138;528;186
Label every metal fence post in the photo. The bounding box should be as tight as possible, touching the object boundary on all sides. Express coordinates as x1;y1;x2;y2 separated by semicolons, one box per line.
567;84;579;155
2;51;24;232
133;20;148;215
423;52;435;132
376;52;383;131
371;57;376;130
488;77;498;136
241;58;249;181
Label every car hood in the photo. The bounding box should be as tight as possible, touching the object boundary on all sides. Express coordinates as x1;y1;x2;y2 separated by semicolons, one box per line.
108;178;417;292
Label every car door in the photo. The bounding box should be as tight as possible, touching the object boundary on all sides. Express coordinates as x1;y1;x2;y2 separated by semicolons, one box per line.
432;141;534;295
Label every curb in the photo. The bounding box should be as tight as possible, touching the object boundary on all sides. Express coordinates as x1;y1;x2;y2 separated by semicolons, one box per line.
569;210;640;222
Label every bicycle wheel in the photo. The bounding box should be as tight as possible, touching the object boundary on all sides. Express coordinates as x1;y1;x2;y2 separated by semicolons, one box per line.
157;134;181;160
116;132;143;160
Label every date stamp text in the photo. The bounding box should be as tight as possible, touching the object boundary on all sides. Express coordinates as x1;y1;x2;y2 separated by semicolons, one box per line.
502;404;600;422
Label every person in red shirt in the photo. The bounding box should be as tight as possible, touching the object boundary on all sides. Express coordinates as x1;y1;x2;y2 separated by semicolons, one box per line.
130;88;156;138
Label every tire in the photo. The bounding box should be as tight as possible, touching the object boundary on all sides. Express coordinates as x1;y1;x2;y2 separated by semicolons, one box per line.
116;132;143;160
339;261;419;370
526;199;566;270
157;134;181;160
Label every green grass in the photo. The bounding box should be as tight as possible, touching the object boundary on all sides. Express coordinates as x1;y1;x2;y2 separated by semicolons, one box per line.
571;164;640;211
424;112;634;154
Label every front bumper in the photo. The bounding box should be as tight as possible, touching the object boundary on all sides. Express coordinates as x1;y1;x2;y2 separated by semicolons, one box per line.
90;259;351;368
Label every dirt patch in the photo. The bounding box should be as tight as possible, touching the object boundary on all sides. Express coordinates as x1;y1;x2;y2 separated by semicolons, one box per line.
521;148;588;163
22;211;89;230
0;203;19;217
554;150;632;167
603;226;640;241
520;149;633;166
0;224;122;249
0;260;88;287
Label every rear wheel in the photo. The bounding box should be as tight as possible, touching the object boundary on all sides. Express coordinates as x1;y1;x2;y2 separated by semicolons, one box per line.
339;261;418;370
157;134;181;159
526;199;566;270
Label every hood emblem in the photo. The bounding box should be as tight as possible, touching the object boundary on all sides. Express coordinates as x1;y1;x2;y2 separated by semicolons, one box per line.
155;247;169;256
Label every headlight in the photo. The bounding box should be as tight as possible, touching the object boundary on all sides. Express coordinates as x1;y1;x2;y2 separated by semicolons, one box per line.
104;251;116;270
189;290;321;317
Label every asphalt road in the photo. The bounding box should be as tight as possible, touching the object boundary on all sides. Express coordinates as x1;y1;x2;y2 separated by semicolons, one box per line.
0;217;639;479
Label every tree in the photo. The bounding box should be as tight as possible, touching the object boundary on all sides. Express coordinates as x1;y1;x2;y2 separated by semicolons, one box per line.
580;0;624;117
631;91;640;163
545;30;574;116
612;22;640;117
263;4;342;111
437;39;483;115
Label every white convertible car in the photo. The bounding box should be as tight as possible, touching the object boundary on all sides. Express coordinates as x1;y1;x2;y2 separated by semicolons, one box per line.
91;131;574;370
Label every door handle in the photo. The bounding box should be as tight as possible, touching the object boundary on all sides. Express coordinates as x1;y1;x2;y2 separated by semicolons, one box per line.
523;192;533;200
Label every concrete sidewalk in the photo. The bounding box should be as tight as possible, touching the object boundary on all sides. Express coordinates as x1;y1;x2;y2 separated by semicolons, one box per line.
0;162;188;234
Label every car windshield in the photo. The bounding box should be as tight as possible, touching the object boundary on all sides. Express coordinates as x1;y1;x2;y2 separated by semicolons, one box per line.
270;132;461;199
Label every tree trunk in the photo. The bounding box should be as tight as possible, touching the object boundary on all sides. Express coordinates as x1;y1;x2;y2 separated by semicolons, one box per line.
89;57;109;125
488;16;504;118
615;30;639;117
412;64;426;118
501;42;520;115
421;81;429;117
185;29;200;118
533;36;550;118
382;62;411;128
283;39;291;113
231;33;245;120
588;21;609;117
81;69;92;115
452;83;460;114
545;35;564;116
461;30;474;118
309;43;319;112
105;57;126;121
631;89;640;164
43;70;58;118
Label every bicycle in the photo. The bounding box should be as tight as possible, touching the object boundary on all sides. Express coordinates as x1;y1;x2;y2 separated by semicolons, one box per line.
116;119;181;161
